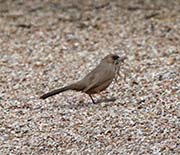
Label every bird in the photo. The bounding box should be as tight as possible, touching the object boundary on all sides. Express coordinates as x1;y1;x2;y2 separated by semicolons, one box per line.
40;54;126;104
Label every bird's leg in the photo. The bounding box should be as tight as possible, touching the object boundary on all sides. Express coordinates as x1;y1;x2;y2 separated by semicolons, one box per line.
89;94;96;104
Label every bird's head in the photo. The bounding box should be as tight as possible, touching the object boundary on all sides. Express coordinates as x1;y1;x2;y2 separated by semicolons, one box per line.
102;54;127;65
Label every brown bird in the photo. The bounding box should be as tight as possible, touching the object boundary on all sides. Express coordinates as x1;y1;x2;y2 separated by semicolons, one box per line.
40;54;126;103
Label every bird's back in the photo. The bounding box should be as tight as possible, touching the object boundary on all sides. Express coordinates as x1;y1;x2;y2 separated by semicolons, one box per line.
76;61;116;93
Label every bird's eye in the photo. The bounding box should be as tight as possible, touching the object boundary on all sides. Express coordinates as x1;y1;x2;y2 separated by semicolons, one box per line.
112;55;119;60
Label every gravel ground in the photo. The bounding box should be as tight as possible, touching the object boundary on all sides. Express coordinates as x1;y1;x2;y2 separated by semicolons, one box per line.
0;0;180;154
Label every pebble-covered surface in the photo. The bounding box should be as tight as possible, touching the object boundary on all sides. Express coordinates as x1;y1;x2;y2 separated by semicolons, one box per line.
0;0;180;154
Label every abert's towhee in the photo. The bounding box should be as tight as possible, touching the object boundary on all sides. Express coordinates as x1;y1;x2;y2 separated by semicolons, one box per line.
40;54;126;103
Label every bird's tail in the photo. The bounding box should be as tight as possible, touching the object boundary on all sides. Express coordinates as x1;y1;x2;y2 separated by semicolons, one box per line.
40;85;74;99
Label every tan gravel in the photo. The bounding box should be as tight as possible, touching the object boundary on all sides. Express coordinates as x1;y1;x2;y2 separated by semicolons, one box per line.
0;0;180;154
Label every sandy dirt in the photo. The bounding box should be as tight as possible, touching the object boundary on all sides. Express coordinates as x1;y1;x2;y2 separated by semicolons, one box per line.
0;0;180;154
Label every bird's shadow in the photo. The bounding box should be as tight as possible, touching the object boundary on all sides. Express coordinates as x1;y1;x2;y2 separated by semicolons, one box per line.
94;97;117;104
58;97;117;109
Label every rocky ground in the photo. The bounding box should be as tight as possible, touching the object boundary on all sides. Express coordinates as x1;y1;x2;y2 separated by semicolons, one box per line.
0;0;180;154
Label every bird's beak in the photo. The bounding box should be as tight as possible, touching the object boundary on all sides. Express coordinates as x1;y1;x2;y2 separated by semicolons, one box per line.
115;55;127;65
119;55;127;62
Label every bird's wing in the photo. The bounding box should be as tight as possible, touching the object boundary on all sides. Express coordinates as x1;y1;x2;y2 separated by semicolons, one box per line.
82;64;114;93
